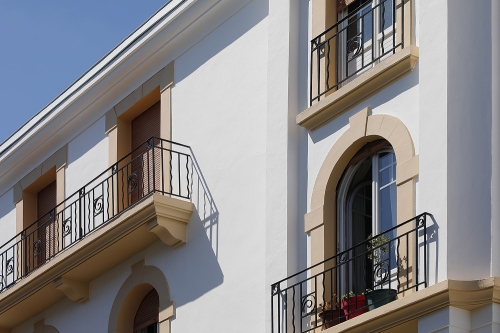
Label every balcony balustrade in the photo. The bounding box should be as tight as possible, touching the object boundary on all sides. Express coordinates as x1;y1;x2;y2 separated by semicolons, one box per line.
310;0;406;105
0;137;194;293
271;212;431;333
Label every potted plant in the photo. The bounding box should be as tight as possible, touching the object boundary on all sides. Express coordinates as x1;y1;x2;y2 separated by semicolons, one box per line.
365;234;398;310
340;291;368;319
318;294;344;329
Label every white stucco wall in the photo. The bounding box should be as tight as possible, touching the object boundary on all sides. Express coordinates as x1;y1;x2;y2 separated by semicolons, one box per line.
0;189;16;249
4;0;499;332
65;117;109;197
170;0;269;331
446;0;492;281
417;0;449;285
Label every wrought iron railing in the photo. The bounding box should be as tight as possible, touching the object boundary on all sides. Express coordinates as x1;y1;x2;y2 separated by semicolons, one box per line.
271;213;431;333
310;0;405;105
0;137;194;292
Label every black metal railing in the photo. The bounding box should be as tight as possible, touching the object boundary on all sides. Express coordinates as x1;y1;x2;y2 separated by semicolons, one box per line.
271;213;431;333
310;0;405;104
0;137;194;292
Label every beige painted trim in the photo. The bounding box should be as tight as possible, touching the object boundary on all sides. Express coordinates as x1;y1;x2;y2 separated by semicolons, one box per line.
321;277;500;333
147;195;194;248
33;319;59;333
53;277;89;303
160;86;172;141
13;146;67;238
298;45;419;131
104;61;174;134
106;61;174;205
13;145;67;205
307;108;418;277
108;260;174;333
311;0;338;99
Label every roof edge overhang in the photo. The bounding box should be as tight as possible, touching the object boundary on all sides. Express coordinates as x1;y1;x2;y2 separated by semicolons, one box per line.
0;0;193;160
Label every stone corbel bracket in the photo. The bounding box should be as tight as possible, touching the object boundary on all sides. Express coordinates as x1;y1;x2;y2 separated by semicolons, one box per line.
53;277;89;303
147;193;194;248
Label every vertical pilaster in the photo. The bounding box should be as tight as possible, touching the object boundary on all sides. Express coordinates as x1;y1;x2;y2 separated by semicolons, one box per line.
491;0;500;278
265;0;300;331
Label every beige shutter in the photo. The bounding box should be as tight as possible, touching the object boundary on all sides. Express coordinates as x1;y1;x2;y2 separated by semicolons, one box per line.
134;289;159;332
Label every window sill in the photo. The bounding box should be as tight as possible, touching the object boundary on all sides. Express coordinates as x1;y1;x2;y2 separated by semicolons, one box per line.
297;45;419;131
321;278;500;333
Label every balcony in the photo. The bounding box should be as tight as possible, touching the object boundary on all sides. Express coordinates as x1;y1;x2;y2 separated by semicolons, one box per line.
0;137;199;328
271;213;431;333
298;0;418;130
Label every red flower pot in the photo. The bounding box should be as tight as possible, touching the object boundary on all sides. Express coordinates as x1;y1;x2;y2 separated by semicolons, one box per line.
340;296;368;319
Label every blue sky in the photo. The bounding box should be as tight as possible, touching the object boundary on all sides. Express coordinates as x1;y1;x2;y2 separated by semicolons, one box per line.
0;0;168;144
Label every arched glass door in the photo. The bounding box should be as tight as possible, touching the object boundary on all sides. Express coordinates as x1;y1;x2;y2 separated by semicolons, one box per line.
337;147;397;295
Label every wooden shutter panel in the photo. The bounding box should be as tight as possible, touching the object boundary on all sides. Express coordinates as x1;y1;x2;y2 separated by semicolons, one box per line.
36;180;57;265
131;101;161;153
134;289;159;332
130;102;161;203
37;180;57;219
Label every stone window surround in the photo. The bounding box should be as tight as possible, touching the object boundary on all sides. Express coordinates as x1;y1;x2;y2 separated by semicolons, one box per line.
299;0;417;130
13;145;67;234
304;107;419;276
104;61;174;169
108;259;175;333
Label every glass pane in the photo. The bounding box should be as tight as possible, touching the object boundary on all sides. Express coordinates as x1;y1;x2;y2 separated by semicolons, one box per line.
380;167;392;187
380;0;393;31
379;152;393;169
379;182;397;269
361;7;373;44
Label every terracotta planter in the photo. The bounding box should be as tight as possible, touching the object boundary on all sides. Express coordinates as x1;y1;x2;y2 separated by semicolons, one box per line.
340;295;368;319
318;309;345;330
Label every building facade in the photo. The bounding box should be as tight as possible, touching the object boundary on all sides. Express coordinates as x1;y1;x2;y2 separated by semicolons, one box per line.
0;0;498;332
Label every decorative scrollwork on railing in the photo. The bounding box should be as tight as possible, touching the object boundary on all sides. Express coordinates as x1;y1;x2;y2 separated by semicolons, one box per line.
272;283;280;296
63;217;72;236
301;292;316;317
127;173;138;194
93;196;104;217
418;215;425;227
373;259;390;283
79;188;85;197
33;239;42;257
340;253;348;263
6;258;14;275
347;35;363;60
112;163;118;174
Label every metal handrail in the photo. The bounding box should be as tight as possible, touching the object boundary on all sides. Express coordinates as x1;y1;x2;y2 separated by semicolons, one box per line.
310;0;404;104
0;137;193;292
271;212;431;333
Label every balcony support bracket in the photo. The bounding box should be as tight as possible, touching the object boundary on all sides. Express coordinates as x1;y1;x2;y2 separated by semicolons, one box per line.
53;276;89;303
147;193;194;248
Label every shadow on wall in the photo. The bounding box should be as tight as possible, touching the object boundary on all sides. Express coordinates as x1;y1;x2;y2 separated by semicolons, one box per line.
175;0;269;84
153;149;222;308
425;212;439;286
190;148;219;259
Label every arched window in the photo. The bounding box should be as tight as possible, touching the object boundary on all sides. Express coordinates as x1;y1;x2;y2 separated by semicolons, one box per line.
134;289;159;333
337;140;397;295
